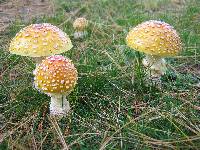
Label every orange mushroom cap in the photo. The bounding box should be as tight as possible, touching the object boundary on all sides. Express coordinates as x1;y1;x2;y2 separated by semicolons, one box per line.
9;23;73;57
34;55;77;94
126;20;182;57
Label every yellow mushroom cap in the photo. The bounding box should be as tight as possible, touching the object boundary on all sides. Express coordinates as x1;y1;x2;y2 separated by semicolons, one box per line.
9;23;73;57
73;17;88;31
126;20;182;57
34;55;77;95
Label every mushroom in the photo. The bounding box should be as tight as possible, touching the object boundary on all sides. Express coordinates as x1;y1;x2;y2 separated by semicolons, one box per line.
33;55;78;116
9;23;73;64
73;17;88;39
126;20;182;78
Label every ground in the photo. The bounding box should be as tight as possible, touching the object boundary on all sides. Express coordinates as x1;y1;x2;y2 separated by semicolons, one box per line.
0;0;200;149
0;0;54;32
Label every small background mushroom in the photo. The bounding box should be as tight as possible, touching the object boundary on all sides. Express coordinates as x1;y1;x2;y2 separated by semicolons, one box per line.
73;17;88;39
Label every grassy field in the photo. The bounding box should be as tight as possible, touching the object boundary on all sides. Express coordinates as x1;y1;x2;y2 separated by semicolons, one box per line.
1;0;200;149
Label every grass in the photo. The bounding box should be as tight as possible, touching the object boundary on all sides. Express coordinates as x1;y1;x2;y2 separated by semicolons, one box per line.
0;0;200;149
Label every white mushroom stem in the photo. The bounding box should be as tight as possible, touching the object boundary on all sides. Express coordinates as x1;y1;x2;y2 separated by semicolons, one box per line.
74;30;87;39
49;94;70;116
142;54;167;78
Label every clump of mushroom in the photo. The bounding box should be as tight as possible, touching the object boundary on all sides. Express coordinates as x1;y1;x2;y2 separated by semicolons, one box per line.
73;17;88;39
33;55;78;116
9;23;73;64
126;20;182;78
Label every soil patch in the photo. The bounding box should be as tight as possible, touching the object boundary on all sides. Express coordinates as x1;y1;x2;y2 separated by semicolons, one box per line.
0;0;55;32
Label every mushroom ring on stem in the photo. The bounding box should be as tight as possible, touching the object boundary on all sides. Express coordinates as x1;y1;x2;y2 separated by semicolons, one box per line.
9;23;73;64
73;17;88;39
126;20;182;78
33;55;78;116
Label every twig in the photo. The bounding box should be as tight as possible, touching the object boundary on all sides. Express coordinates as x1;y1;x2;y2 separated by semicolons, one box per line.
48;116;69;150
